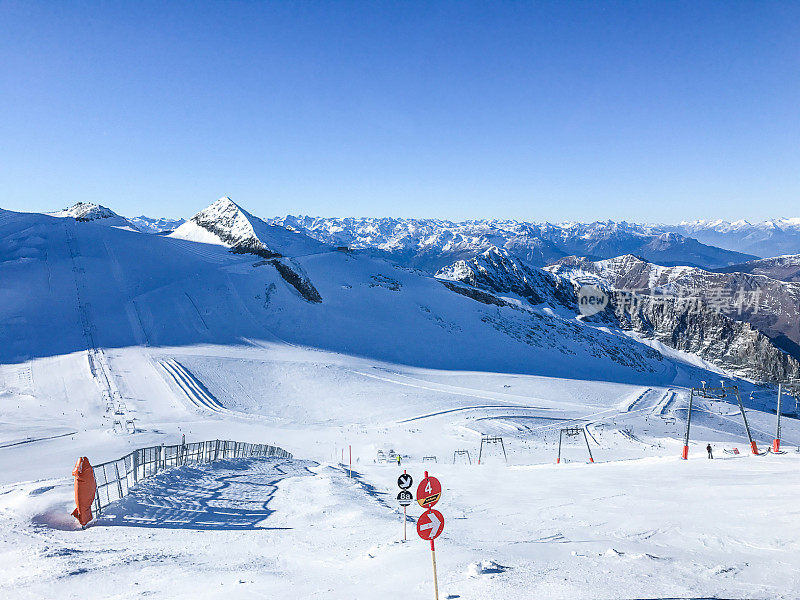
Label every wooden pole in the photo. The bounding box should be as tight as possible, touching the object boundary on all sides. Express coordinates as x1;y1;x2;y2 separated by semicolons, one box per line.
430;540;439;600
403;506;407;541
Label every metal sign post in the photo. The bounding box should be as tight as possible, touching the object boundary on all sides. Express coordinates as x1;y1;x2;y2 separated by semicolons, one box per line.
397;471;413;541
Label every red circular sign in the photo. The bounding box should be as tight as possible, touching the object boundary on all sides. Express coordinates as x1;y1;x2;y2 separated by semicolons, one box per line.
416;475;442;508
416;508;444;541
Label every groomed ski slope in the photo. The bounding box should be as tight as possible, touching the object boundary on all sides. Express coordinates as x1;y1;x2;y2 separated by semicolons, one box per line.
3;449;800;599
2;207;800;598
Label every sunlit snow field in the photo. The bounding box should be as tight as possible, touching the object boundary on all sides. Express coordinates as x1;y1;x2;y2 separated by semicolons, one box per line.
1;212;799;599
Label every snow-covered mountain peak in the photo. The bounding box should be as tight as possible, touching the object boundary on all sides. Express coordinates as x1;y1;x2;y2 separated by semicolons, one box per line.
51;201;117;221
49;202;137;230
190;196;263;242
171;198;327;258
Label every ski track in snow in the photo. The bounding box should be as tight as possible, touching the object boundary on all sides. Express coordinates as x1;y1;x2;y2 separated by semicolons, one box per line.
158;358;226;413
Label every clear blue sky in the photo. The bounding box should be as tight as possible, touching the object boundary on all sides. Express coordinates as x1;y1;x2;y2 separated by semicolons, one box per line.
1;1;798;222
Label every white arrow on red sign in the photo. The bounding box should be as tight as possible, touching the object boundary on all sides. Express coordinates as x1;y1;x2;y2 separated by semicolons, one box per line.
416;508;444;541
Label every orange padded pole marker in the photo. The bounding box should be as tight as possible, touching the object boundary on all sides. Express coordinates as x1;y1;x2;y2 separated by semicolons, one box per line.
71;457;97;527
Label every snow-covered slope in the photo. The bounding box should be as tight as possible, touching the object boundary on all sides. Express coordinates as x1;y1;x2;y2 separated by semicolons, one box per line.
4;203;800;599
270;216;755;271
1;206;677;382
172;197;328;257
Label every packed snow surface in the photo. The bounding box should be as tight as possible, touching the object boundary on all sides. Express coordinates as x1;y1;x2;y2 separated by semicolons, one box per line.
1;205;799;598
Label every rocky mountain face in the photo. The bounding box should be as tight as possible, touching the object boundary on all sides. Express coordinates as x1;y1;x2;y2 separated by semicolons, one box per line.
269;216;754;272
439;249;800;381
436;247;576;308
665;218;800;258
171;197;328;258
599;289;800;382
716;254;800;282
548;255;800;359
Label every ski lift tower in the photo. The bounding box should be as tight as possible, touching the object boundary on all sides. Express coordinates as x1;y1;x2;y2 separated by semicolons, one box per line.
682;380;758;459
786;378;800;417
478;435;507;465
453;450;472;465
774;382;786;452
556;427;594;464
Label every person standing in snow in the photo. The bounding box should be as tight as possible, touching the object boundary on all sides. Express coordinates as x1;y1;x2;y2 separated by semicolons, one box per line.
706;444;713;459
397;454;401;466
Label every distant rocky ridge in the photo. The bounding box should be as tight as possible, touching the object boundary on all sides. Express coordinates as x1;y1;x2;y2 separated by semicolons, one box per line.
437;248;800;381
715;254;800;282
269;216;756;271
668;218;800;258
548;254;800;359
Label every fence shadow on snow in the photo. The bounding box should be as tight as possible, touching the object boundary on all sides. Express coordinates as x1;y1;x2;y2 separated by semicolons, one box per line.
92;440;302;530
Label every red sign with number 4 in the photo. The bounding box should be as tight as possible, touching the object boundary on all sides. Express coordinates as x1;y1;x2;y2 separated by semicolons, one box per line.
416;473;441;508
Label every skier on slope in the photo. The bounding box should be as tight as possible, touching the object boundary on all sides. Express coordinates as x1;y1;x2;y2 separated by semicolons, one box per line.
397;454;401;466
706;443;713;459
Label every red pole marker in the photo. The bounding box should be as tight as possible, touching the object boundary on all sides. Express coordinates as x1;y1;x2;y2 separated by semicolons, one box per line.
417;508;444;600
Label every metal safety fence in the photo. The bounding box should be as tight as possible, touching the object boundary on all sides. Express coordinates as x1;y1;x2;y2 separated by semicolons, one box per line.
92;440;292;515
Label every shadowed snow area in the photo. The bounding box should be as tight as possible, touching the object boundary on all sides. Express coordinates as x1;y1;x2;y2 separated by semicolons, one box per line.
99;458;315;530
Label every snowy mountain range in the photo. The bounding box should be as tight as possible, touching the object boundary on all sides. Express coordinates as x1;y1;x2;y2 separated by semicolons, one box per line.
50;202;800;269
127;215;185;234
1;202;679;385
269;216;757;271
667;218;800;258
11;198;800;382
